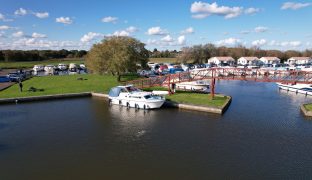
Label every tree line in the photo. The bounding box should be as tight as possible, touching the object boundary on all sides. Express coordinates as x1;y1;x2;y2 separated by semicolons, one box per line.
178;44;312;64
0;49;87;62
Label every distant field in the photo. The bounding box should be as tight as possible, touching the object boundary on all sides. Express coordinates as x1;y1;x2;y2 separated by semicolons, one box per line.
149;58;178;63
0;58;84;69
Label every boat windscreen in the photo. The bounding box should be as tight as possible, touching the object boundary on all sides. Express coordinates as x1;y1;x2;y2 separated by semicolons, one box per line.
108;87;122;97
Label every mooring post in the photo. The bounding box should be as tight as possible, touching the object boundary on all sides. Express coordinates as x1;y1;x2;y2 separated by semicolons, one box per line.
168;74;171;95
210;69;215;99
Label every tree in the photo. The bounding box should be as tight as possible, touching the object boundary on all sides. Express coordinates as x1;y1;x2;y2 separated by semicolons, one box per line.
86;36;149;75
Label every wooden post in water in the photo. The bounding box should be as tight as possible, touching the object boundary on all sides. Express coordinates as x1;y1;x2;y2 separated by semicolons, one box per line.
210;69;215;100
168;74;171;95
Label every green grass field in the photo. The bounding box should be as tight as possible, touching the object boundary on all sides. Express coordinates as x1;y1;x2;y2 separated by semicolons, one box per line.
0;58;84;69
166;92;229;108
304;104;312;111
143;87;229;108
0;74;118;98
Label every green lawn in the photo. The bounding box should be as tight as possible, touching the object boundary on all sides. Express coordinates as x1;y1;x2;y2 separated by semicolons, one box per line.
0;74;118;99
304;104;312;111
166;92;229;108
0;58;84;69
143;87;229;108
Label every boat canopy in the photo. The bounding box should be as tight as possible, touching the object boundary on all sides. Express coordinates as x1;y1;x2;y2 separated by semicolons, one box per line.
108;87;123;97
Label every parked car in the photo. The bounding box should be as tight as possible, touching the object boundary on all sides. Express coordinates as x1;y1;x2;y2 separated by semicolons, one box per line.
169;68;184;74
139;70;158;78
7;73;22;82
0;76;10;83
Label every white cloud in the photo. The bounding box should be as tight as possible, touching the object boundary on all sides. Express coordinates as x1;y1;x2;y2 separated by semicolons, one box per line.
289;41;302;46
0;25;10;30
245;7;260;14
0;13;13;22
126;26;138;33
215;38;241;46
80;32;103;43
102;16;118;23
15;8;27;16
161;35;174;42
191;2;243;19
112;30;129;36
177;35;186;45
12;31;24;38
191;14;210;19
240;30;250;34
56;17;73;24
32;32;47;38
254;26;268;33
252;39;267;46
146;35;186;46
181;27;194;34
269;40;302;47
147;27;168;35
0;31;5;38
34;12;49;18
4;38;84;50
281;2;311;10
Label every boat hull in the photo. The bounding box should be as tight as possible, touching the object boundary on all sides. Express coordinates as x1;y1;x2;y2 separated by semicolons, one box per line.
109;97;165;109
176;81;209;91
277;83;312;95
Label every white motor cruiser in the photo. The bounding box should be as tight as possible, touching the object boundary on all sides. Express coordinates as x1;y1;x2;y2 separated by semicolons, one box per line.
277;83;312;96
108;85;165;109
175;80;209;91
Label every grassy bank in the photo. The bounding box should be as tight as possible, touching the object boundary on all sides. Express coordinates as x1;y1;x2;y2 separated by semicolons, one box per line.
167;92;229;108
0;74;118;99
0;58;84;69
0;74;229;108
143;87;229;108
304;104;312;111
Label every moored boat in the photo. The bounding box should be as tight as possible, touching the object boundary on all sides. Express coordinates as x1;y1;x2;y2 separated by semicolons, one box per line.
175;80;209;91
108;85;165;109
277;83;312;95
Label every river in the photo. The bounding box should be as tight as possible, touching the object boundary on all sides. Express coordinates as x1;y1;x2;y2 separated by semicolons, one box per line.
1;80;312;179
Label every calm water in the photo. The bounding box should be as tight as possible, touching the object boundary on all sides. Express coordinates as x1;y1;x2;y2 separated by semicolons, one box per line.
1;81;312;180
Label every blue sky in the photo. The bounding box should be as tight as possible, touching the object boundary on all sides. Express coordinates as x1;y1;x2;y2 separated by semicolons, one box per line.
0;0;311;51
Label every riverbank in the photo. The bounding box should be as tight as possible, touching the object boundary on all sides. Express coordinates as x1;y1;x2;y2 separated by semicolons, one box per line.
0;74;231;114
0;92;231;114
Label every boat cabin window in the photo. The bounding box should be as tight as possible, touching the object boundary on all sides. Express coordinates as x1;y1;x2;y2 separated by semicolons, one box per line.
120;88;128;93
144;95;162;100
